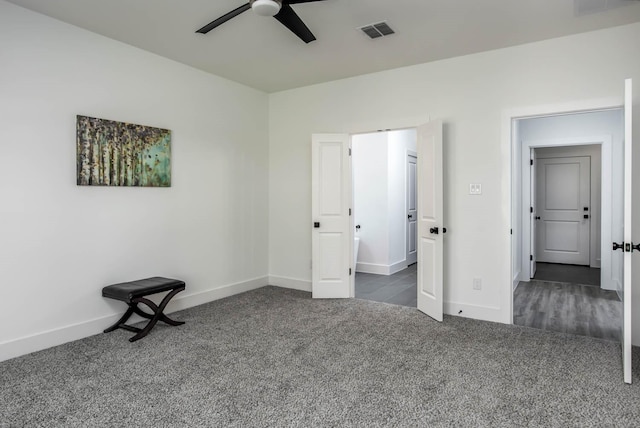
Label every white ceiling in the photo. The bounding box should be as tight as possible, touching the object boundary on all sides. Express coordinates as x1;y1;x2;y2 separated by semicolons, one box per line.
7;0;640;92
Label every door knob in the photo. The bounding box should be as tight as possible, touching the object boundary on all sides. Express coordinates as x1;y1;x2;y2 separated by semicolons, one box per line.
429;227;439;234
408;214;413;219
613;242;624;251
584;214;589;219
535;216;541;220
355;225;361;230
314;222;320;228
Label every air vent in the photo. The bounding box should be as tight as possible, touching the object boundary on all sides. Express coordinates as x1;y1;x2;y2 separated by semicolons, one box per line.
359;21;395;39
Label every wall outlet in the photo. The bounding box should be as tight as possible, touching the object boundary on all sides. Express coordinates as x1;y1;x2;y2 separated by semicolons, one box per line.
473;278;482;290
469;183;482;195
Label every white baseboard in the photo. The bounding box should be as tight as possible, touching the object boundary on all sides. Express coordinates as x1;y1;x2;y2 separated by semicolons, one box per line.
356;261;408;275
169;276;268;311
268;275;312;292
444;300;503;324
602;278;619;292
512;270;521;291
0;276;268;363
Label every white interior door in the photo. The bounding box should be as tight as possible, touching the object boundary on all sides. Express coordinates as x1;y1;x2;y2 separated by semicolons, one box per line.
622;78;633;384
530;149;537;277
416;120;444;321
311;133;352;299
536;156;591;265
406;152;418;266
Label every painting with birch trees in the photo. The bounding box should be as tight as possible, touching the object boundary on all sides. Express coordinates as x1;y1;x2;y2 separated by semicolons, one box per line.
76;115;171;187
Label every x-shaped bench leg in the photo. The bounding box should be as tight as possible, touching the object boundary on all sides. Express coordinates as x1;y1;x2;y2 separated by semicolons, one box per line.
103;286;185;342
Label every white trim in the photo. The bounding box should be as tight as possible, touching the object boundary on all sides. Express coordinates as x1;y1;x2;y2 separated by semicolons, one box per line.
503;98;624;325
512;270;521;291
444;301;503;323
268;275;312;292
355;260;407;275
406;149;418;266
0;276;268;363
170;276;268;310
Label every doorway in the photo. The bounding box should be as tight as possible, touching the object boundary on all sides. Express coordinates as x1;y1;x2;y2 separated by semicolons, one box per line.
312;121;444;321
351;129;418;307
511;108;624;341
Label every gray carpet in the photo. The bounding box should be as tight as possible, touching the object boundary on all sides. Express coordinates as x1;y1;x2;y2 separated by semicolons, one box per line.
1;286;639;427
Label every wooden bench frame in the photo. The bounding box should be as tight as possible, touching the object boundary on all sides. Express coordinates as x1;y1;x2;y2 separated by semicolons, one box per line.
102;277;185;342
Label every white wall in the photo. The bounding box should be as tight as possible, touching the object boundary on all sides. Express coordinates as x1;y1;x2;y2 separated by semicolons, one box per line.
353;132;389;271
0;1;269;361
268;22;640;343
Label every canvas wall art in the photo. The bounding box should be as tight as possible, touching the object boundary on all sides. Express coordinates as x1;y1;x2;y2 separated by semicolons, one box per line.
76;115;171;187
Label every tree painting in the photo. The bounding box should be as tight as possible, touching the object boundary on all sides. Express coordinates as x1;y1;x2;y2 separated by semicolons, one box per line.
76;115;171;187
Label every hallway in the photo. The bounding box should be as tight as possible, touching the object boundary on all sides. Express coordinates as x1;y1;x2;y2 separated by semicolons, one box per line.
514;263;621;341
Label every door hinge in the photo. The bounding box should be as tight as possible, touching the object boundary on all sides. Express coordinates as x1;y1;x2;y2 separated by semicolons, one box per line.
348;148;352;156
510;229;513;235
530;207;533;213
349;208;351;216
530;159;533;166
349;268;352;276
530;255;533;261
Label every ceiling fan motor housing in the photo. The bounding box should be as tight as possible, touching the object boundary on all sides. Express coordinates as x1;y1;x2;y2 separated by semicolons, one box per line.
251;0;282;16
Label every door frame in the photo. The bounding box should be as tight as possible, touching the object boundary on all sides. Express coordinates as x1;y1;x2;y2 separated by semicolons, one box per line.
350;127;419;274
521;136;611;284
314;114;430;299
504;97;622;323
406;150;418;266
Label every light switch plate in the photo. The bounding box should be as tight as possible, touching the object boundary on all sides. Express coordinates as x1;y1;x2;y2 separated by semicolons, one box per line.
469;183;482;195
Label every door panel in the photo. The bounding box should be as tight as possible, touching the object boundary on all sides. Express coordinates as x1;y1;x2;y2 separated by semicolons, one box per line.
536;156;590;265
419;237;436;296
312;134;351;299
406;153;418;265
416;120;443;322
545;222;580;251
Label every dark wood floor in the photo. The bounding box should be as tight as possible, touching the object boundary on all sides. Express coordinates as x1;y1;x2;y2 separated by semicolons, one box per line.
533;262;601;286
355;264;417;307
514;280;621;341
356;262;620;342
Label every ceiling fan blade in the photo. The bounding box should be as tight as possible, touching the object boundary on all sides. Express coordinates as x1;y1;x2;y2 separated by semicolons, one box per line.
196;3;251;34
285;0;327;4
274;4;316;43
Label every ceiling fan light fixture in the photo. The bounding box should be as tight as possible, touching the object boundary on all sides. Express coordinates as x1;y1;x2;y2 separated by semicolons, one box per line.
252;0;282;17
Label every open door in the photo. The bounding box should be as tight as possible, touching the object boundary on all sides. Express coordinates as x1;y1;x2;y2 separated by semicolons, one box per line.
530;149;537;278
311;133;352;299
622;78;633;384
416;120;444;321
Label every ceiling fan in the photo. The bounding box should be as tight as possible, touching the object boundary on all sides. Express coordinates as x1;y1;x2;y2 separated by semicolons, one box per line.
196;0;327;44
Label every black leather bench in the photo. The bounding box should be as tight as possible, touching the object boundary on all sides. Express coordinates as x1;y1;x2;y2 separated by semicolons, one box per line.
102;277;185;342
